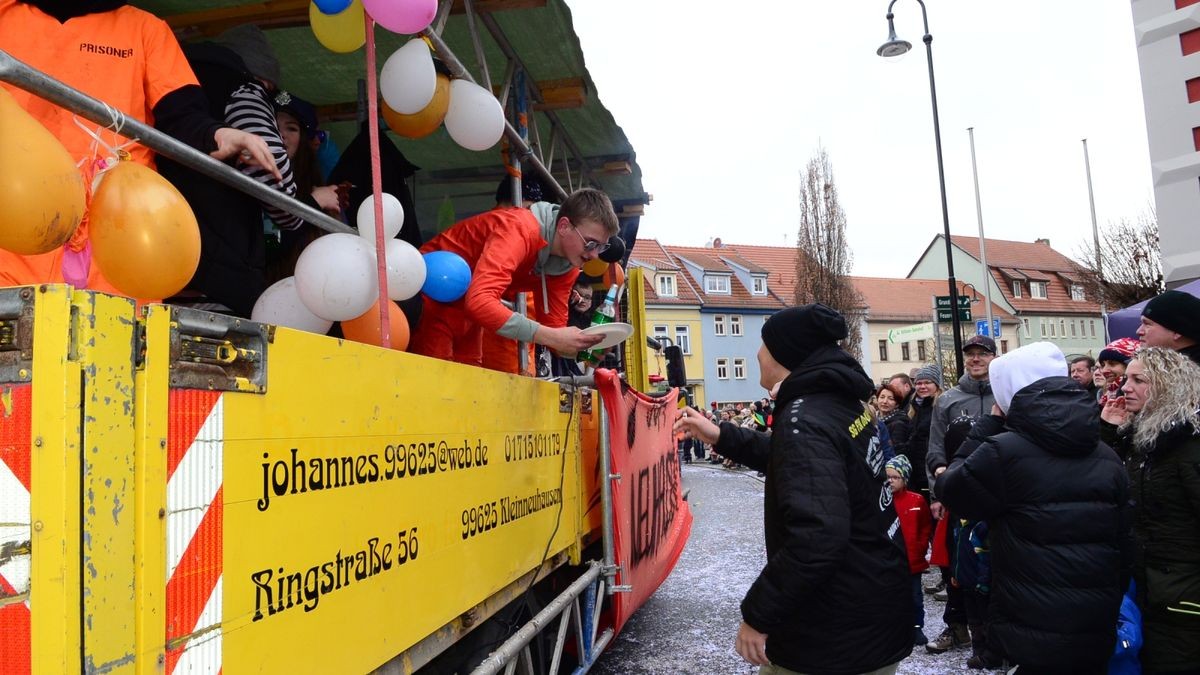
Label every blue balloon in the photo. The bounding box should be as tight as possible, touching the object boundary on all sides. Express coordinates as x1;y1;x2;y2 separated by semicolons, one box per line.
313;0;353;15
421;251;472;302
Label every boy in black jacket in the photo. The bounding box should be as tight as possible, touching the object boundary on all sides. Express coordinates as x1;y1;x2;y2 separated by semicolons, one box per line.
675;304;912;675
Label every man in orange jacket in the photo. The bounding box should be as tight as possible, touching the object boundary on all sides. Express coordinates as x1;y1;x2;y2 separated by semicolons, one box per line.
0;0;276;297
411;188;617;369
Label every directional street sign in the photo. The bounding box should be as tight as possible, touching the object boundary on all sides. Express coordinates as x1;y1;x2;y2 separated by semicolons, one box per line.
887;322;934;344
935;295;971;310
976;318;1002;338
937;308;972;322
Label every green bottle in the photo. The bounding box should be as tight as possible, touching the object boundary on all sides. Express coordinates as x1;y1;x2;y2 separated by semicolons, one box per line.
579;284;619;363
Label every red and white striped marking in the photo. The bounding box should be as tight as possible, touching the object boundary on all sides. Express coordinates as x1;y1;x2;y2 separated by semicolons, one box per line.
165;390;224;675
1;383;33;674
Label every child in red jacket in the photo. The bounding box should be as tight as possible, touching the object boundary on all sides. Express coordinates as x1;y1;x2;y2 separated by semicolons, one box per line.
886;455;932;646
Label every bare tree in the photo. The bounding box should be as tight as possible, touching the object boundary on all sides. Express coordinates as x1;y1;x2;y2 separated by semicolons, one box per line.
794;147;863;359
1074;208;1163;309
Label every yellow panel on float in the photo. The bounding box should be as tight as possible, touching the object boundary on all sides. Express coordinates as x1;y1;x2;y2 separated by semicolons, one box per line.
136;304;584;674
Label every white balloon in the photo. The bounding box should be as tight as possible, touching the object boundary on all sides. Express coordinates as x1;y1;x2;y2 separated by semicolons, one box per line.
251;277;334;334
294;233;379;321
444;79;505;152
383;238;427;301
380;39;436;114
356;193;404;243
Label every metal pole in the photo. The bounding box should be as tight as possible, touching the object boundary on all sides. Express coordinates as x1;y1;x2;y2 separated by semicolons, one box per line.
1082;139;1107;338
932;297;945;380
914;4;964;378
462;0;492;92
514;71;530;374
968;128;995;339
0;49;353;236
421;28;569;202
598;398;620;591
469;564;601;675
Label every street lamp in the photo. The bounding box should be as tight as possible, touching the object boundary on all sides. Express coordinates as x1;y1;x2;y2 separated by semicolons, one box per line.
877;0;964;378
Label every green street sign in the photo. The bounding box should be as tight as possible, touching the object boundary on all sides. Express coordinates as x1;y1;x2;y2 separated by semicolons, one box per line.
935;295;971;309
937;308;972;322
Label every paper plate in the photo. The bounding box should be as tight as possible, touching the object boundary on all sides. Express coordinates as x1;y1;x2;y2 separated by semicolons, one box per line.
582;322;634;350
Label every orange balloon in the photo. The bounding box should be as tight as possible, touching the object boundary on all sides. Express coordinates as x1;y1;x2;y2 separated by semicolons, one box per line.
582;258;608;277
382;73;450;139
89;162;200;299
0;88;86;254
603;262;626;288
341;298;410;350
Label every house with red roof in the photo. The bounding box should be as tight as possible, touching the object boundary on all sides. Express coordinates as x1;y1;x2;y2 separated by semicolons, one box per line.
629;238;708;404
851;277;1017;383
629;239;793;406
908;235;1106;357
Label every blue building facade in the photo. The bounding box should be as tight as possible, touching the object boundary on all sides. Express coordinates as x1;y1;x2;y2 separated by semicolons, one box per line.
671;249;786;407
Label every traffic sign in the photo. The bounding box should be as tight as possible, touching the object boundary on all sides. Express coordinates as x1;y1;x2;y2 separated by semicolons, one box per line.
975;318;1001;338
936;308;972;322
935;295;971;309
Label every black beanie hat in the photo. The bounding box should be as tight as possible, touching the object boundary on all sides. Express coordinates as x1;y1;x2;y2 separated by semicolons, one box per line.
761;303;847;370
1143;290;1200;342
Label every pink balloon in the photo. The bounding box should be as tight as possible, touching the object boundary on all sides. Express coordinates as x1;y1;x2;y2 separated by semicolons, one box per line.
363;0;437;34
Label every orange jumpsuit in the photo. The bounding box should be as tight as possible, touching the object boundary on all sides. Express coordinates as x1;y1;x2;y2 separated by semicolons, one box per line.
411;208;579;370
0;1;199;295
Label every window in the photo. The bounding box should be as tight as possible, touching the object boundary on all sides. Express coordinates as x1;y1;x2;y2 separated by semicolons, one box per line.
901;342;911;361
653;325;668;344
918;341;927;361
1031;281;1048;299
716;358;729;380
730;315;743;336
878;340;889;362
1090;320;1096;337
1070;321;1077;337
1070;284;1085;301
1060;319;1066;336
752;277;767;295
1022;318;1030;337
705;275;730;293
1000;340;1009;354
1050;321;1056;337
1012;281;1023;298
1040;320;1047;337
733;358;746;380
674;326;691;354
713;315;726;336
656;274;676;297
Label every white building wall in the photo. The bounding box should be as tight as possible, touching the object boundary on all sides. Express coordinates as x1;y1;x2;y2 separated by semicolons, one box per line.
1131;0;1200;283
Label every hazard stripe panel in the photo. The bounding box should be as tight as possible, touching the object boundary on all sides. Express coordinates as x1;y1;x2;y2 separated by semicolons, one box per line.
0;383;33;675
165;390;224;675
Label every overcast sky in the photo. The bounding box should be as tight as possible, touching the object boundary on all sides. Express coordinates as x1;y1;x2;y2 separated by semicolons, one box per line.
567;1;1153;279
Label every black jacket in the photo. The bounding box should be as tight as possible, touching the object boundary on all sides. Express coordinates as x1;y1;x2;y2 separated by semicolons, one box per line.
158;44;266;317
1114;419;1200;672
907;395;935;495
880;409;912;469
715;346;912;674
939;376;1132;670
1181;343;1200;366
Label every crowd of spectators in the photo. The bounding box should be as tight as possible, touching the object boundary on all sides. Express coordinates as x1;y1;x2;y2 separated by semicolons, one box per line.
676;290;1200;674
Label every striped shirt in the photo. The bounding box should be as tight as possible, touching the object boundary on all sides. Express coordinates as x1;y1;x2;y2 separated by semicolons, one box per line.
224;81;302;230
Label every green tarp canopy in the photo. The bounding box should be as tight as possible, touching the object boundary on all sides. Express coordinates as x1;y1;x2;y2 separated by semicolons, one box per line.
132;0;646;235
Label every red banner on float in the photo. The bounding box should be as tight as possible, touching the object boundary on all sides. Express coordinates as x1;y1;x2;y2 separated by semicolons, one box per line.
594;370;692;633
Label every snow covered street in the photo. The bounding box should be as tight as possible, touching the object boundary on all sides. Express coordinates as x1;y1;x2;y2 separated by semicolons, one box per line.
593;463;1006;674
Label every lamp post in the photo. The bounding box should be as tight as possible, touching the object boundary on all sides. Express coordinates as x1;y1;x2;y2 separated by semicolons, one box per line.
878;0;964;377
